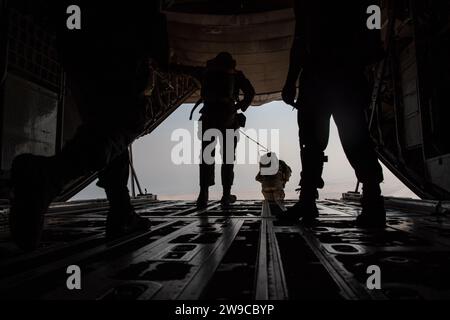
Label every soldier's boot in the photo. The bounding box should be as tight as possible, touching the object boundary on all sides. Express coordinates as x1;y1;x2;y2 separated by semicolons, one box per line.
106;212;151;239
221;185;237;208
196;187;209;209
9;154;63;251
105;186;151;239
281;188;319;223
279;150;325;223
355;183;386;228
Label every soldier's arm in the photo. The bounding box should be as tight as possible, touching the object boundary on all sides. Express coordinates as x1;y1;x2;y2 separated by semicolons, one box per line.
236;71;255;112
285;32;304;85
283;1;308;105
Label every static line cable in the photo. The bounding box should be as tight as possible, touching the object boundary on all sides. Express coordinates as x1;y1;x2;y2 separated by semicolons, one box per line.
239;129;270;154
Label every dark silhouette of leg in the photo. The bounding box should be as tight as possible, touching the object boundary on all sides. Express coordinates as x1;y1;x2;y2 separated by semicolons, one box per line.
298;105;330;195
9;55;149;250
332;102;383;187
332;76;386;228
283;93;331;222
97;151;151;238
220;129;238;207
197;128;217;208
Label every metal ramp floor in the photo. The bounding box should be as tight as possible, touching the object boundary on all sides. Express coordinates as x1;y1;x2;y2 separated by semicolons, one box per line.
1;199;450;300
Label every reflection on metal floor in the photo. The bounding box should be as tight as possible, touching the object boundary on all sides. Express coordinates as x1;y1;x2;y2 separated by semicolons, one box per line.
1;198;450;300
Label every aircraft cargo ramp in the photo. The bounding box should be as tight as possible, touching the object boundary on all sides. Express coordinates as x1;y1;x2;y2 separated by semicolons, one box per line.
1;198;449;300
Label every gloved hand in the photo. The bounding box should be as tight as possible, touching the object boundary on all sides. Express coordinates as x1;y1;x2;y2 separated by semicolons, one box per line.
282;82;297;107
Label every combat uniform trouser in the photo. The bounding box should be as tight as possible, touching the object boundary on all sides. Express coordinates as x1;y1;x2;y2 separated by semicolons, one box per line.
199;120;239;189
54;50;149;207
297;66;384;194
97;151;133;214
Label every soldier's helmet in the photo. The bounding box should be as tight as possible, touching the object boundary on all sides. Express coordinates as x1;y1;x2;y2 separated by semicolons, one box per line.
260;153;279;168
212;52;237;70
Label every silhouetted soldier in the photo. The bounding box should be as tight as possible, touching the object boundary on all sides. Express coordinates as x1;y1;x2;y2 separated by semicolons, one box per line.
173;53;255;208
9;0;168;250
282;1;386;227
256;152;292;204
198;53;255;208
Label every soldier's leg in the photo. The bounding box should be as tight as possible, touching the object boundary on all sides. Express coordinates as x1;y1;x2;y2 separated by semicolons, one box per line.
220;129;238;193
97;151;151;238
283;103;331;222
197;126;217;208
56;122;139;185
97;151;132;211
220;129;239;207
199;138;216;189
333;108;383;186
333;97;386;227
298;106;330;195
10;118;145;250
9;58;149;250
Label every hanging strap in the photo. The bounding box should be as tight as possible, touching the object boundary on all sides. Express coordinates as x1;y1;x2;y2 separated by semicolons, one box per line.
239;129;270;153
189;98;204;120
